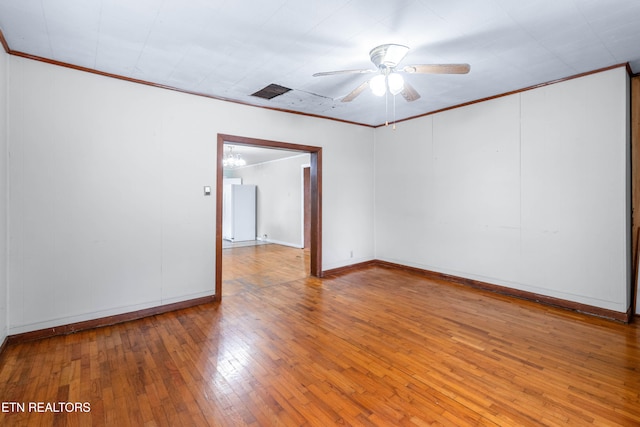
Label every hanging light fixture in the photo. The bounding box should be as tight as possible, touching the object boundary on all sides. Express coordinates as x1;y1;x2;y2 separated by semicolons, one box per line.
387;72;404;95
223;146;246;168
369;71;404;97
368;70;406;129
369;74;387;96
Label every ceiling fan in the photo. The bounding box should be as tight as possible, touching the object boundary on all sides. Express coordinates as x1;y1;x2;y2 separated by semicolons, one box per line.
313;44;470;103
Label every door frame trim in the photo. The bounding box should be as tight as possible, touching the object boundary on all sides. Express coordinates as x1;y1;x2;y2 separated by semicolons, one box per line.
215;134;323;300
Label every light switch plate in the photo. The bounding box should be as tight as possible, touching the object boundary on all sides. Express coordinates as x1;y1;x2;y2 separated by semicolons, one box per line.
204;186;211;196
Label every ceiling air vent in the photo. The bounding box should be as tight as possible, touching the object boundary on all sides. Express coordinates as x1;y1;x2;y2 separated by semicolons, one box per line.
251;84;292;100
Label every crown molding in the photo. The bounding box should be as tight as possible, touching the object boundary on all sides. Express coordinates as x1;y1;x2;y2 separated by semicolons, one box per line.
383;63;631;128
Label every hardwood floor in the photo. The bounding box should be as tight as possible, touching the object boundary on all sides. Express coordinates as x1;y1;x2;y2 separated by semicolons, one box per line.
1;244;639;426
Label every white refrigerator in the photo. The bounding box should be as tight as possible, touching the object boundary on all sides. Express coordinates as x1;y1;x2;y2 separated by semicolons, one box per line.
223;184;257;242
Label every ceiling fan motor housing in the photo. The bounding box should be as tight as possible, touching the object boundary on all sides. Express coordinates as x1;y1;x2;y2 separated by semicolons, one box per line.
369;44;410;69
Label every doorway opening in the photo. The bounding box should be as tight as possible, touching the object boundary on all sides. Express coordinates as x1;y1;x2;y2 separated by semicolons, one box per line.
215;134;322;300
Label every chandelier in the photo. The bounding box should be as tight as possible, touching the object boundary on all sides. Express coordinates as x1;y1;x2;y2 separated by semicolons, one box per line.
223;146;246;168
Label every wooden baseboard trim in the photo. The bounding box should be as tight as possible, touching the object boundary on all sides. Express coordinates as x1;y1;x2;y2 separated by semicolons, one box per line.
374;260;631;323
5;295;217;346
0;336;8;357
323;260;378;277
325;259;630;322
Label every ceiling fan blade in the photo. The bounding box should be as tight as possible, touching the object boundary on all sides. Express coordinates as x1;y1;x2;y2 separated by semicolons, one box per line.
401;81;421;102
341;80;369;102
402;64;470;74
313;69;375;77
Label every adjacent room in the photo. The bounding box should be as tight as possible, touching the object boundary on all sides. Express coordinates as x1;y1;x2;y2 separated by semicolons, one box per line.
221;142;312;296
0;1;639;425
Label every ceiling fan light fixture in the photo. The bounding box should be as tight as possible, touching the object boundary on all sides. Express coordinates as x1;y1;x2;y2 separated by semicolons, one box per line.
388;72;404;95
370;74;387;96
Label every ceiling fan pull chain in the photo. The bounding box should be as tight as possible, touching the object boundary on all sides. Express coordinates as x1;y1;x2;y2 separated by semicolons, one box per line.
385;87;389;127
393;94;397;130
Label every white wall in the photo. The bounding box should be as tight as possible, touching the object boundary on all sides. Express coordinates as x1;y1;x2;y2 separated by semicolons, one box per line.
7;56;375;334
375;67;630;313
4;54;632;335
230;154;310;248
0;46;8;343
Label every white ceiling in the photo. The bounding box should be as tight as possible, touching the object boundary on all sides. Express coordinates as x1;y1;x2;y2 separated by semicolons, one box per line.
223;143;307;168
1;0;640;127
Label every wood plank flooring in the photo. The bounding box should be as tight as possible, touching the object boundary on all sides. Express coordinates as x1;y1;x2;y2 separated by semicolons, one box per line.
1;244;639;426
